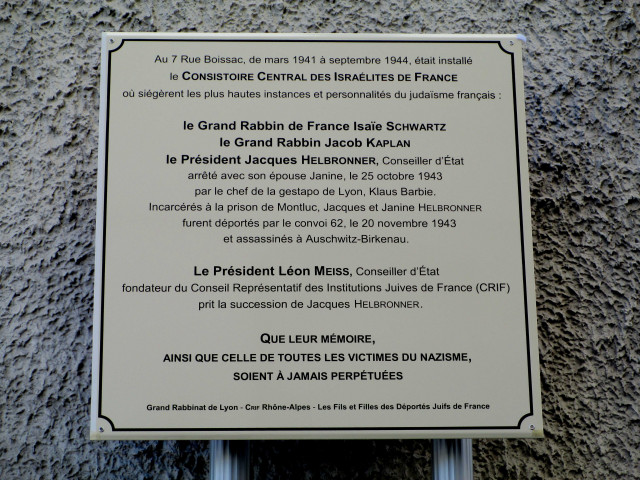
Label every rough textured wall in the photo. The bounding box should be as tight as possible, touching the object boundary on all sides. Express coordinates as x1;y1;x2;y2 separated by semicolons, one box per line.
1;1;638;478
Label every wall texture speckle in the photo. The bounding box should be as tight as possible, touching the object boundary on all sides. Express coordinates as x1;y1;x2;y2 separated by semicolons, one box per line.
1;1;638;478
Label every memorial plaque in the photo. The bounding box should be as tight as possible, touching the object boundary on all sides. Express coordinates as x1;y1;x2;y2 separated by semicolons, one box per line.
91;33;543;439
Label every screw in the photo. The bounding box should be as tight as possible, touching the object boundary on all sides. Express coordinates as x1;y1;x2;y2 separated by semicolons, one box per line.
529;424;535;430
100;427;104;432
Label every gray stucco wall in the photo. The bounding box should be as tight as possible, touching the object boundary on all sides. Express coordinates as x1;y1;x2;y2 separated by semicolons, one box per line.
1;1;638;478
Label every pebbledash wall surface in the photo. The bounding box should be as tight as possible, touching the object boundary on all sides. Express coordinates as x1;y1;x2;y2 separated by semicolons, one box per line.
0;1;638;479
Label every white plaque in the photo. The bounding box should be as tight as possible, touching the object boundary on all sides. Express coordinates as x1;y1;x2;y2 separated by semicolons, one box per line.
91;33;543;440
